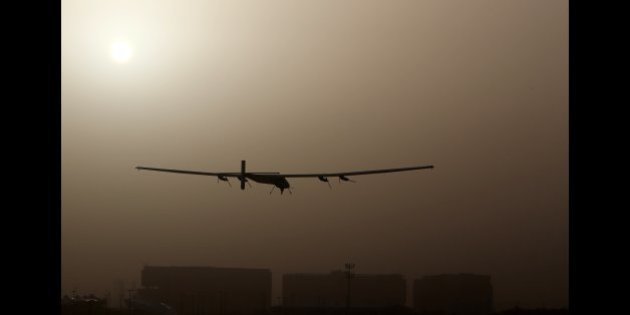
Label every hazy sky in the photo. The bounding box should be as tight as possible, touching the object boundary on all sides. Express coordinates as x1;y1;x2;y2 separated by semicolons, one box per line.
62;0;568;310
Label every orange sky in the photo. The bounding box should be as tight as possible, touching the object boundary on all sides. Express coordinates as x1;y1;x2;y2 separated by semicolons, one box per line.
62;0;568;310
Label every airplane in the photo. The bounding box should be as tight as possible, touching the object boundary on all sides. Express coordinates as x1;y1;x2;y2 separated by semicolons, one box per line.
136;160;434;195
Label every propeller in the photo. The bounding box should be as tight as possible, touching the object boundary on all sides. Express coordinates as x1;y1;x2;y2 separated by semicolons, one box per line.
217;175;231;187
339;175;356;183
318;176;333;189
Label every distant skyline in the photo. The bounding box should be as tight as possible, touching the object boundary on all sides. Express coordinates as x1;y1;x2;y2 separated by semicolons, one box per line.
62;0;568;310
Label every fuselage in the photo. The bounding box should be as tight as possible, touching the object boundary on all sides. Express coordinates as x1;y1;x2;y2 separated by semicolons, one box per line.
246;174;290;191
239;160;290;193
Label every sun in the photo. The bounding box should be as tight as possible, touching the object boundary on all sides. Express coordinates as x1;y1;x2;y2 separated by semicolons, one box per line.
111;42;133;63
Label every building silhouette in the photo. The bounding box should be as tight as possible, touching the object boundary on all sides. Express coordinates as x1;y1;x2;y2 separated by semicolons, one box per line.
283;270;406;308
137;265;272;315
413;274;493;315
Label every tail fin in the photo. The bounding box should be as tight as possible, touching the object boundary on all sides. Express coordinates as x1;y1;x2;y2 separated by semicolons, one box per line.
240;160;246;190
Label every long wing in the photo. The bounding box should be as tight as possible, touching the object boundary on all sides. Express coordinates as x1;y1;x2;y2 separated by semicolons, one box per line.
135;166;242;177
136;166;283;176
274;165;434;178
135;165;433;178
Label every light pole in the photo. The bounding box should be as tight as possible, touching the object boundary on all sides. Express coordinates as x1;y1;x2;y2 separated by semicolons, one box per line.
344;263;355;315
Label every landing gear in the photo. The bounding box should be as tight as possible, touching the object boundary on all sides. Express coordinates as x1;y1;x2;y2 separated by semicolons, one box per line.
270;186;292;195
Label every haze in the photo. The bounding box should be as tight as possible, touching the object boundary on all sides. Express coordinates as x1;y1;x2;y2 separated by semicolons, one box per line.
62;0;568;310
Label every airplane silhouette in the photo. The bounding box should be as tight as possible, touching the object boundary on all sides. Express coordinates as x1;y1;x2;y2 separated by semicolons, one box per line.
136;160;434;195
